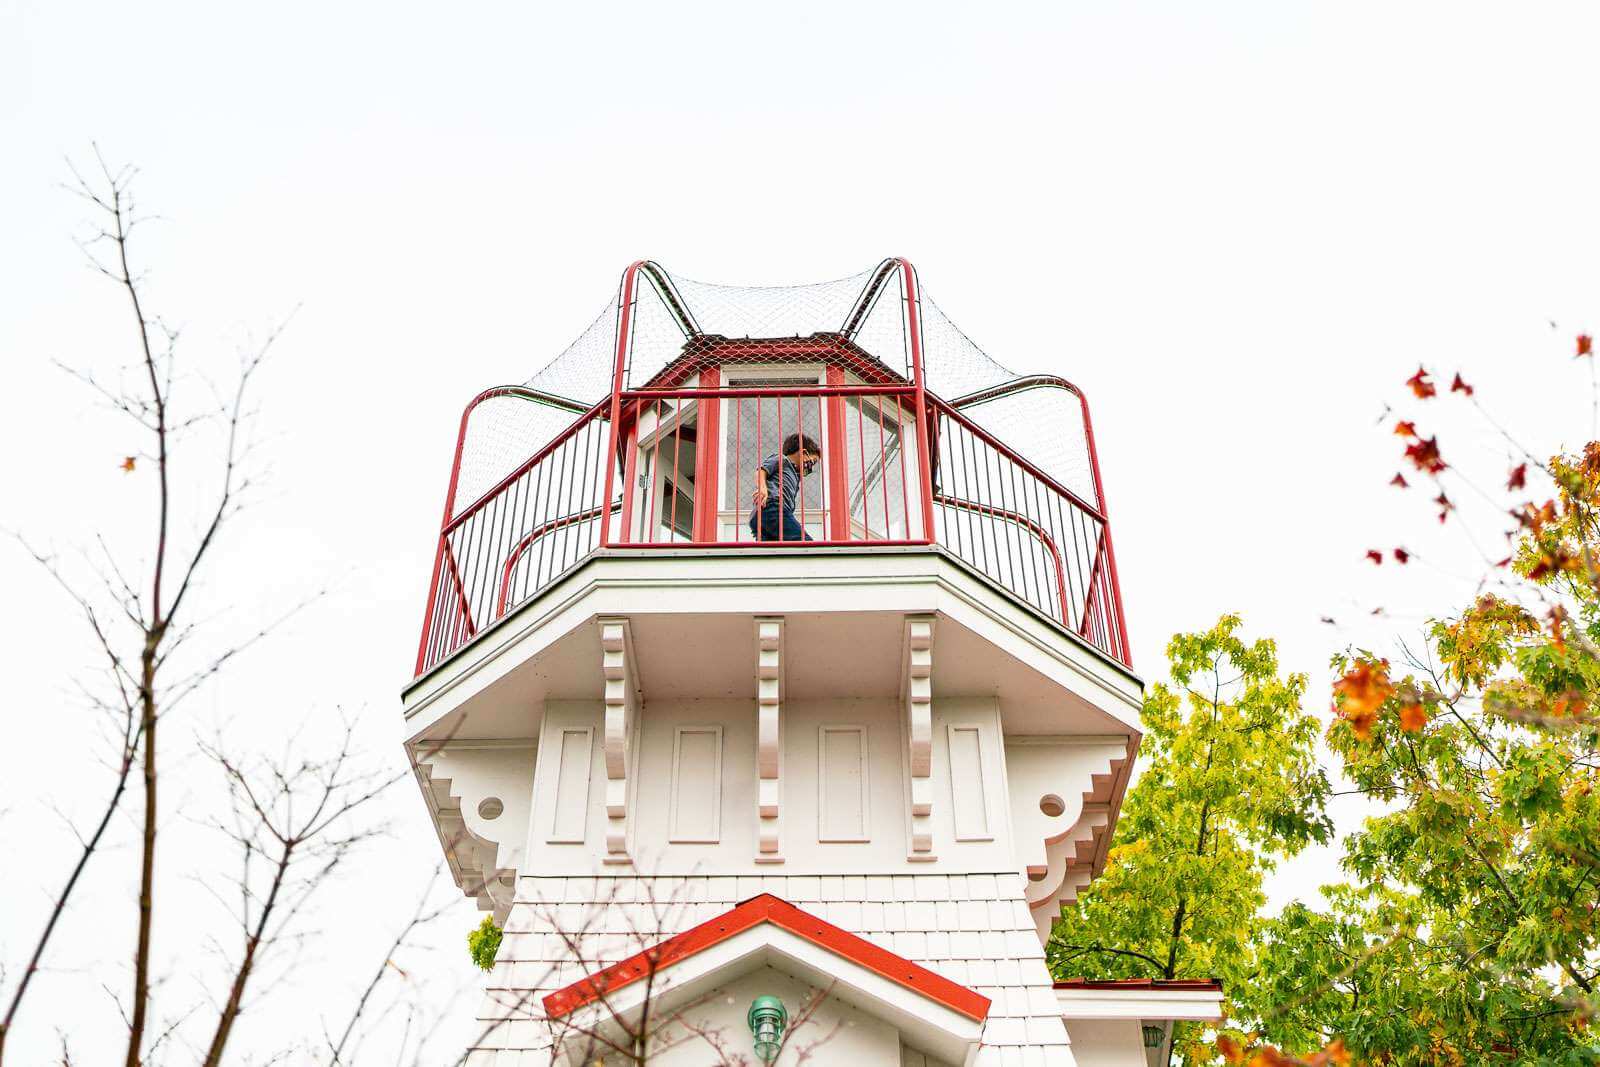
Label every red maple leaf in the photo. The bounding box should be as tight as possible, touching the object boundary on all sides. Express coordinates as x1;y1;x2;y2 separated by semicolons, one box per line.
1512;500;1559;533
1404;436;1447;474
120;456;136;472
1494;556;1512;568
1390;472;1410;488
1450;373;1474;396
1394;420;1418;438
1406;367;1437;398
1365;549;1384;565
1333;660;1393;740
1398;702;1429;733
1435;491;1454;522
1393;547;1410;563
1549;605;1570;653
1579;334;1594;358
1507;463;1527;490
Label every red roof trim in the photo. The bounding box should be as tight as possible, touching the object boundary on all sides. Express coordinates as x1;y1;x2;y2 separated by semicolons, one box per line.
542;894;990;1022
638;333;910;391
1054;978;1223;992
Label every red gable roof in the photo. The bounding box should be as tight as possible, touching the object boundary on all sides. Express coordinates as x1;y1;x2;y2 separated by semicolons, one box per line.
542;893;990;1022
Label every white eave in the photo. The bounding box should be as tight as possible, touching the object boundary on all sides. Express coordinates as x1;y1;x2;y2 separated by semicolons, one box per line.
1055;983;1225;1022
401;546;1143;742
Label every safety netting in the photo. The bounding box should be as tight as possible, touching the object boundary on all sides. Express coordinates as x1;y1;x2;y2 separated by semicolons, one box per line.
446;261;1101;523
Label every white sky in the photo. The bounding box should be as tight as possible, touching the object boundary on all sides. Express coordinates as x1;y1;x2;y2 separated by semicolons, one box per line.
5;2;1600;1062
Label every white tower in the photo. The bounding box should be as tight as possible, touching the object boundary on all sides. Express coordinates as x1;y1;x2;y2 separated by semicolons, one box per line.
403;261;1221;1066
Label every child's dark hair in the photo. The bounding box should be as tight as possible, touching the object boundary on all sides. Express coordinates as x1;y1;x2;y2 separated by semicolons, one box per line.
782;432;820;457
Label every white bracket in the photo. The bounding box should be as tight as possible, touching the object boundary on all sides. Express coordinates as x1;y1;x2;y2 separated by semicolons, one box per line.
755;617;784;863
598;617;639;864
902;614;936;858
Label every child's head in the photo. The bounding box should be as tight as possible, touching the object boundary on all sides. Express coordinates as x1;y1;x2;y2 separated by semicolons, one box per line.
782;432;821;475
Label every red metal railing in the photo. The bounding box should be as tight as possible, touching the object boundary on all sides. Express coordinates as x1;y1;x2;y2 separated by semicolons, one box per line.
415;382;1129;676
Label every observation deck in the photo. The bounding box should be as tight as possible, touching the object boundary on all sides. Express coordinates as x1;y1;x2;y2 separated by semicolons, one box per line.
411;259;1130;684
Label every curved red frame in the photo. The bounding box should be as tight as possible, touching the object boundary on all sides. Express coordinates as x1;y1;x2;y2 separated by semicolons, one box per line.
414;385;606;676
416;261;1132;676
946;373;1130;666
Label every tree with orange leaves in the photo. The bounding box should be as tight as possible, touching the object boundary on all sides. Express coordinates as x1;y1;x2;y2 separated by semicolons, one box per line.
1235;354;1600;1065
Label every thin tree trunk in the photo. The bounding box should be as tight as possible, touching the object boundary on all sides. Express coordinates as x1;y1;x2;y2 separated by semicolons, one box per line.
200;848;291;1067
126;647;159;1067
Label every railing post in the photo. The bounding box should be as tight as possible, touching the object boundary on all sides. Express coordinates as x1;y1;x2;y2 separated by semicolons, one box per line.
1075;389;1131;666
599;262;646;548
896;258;938;543
824;366;850;540
693;368;723;542
415;389;492;676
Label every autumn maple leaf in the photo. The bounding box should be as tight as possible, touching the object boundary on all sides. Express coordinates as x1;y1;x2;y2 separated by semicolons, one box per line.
1406;367;1437;398
1549;605;1569;653
1551;690;1587;718
1528;546;1581;581
1512;500;1558;533
1390;473;1409;488
1434;491;1453;522
1393;420;1417;438
120;456;136;472
1579;333;1594;358
1450;373;1474;396
1393;547;1410;563
1365;550;1383;565
1398;702;1428;733
1333;660;1394;740
1404;436;1446;474
1506;463;1527;490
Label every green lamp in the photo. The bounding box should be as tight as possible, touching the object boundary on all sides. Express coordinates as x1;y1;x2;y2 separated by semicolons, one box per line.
747;995;788;1063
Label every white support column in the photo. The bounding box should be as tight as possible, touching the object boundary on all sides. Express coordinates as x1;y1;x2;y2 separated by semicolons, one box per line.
903;614;936;859
755;617;784;863
598;617;638;864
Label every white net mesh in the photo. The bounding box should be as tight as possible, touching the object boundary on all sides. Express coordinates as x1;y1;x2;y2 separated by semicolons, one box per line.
446;260;1100;521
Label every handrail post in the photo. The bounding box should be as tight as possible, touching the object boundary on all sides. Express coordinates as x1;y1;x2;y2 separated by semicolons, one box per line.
1075;388;1130;666
896;258;937;543
415;389;490;676
599;262;646;548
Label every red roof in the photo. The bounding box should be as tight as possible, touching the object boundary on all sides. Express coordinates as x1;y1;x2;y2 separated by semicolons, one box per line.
542;893;990;1022
1054;978;1223;991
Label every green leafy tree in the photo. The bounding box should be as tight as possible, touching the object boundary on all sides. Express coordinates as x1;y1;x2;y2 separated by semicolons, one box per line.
1232;355;1600;1065
1048;615;1332;1062
468;916;503;972
1244;440;1600;1065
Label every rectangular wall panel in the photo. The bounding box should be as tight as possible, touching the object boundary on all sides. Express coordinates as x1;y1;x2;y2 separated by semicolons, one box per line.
547;727;594;843
819;725;869;842
670;726;723;843
947;724;992;841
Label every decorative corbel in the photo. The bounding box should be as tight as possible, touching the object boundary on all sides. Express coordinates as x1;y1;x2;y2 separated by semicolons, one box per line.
599;618;638;863
755;617;784;862
903;615;936;858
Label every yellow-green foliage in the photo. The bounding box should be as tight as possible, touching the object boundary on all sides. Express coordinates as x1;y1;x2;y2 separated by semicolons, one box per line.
468;915;502;972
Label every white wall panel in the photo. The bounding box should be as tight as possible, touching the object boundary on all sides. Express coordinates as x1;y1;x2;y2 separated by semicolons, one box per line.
670;726;723;843
818;725;869;842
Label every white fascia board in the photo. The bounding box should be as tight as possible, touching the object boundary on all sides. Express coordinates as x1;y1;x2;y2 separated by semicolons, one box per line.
1055;986;1225;1021
554;924;983;1065
401;548;1142;740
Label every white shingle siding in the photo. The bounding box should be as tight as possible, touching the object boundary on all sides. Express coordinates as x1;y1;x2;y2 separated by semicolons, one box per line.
468;873;1071;1065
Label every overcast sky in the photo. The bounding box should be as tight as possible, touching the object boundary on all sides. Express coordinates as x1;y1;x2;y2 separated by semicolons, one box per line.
4;2;1600;1062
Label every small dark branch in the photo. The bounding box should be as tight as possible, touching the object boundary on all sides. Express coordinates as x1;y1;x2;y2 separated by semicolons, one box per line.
327;865;454;1065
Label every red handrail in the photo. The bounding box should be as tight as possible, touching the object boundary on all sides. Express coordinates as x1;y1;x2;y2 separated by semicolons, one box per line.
495;501;621;617
932;491;1071;623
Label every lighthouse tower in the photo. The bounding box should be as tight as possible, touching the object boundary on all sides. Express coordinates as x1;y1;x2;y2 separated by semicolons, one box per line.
402;261;1221;1066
